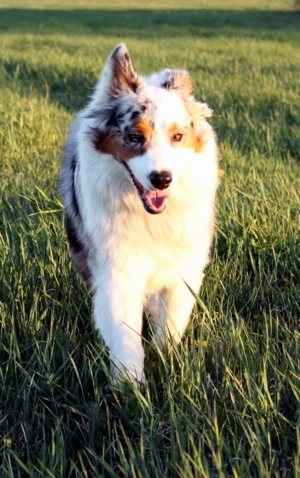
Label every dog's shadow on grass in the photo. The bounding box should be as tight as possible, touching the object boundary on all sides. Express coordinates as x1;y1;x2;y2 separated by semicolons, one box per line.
0;8;298;38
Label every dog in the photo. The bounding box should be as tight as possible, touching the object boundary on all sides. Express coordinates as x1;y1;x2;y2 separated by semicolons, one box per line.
60;43;218;385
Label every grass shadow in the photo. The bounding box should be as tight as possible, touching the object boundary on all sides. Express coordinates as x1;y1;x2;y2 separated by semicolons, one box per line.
0;57;93;112
0;8;299;40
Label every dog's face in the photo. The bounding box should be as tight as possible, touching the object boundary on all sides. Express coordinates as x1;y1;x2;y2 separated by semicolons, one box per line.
87;44;213;214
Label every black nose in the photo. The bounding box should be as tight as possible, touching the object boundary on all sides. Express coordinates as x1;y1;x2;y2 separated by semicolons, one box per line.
149;170;172;190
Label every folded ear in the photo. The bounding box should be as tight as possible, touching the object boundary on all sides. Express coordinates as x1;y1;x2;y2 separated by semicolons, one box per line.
160;69;193;96
159;70;213;119
187;100;214;151
188;100;213;121
93;43;142;102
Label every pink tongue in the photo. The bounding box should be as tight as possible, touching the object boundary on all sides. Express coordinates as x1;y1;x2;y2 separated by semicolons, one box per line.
143;190;168;211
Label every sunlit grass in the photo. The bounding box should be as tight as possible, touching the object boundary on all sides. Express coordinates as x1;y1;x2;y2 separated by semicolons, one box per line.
0;1;299;476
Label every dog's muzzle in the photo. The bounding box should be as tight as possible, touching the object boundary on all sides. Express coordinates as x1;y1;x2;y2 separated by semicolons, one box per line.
123;162;170;214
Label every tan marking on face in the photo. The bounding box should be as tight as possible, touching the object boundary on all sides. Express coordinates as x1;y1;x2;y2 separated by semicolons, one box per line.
186;128;207;153
94;131;137;162
167;123;184;143
167;122;206;153
132;117;152;142
94;117;153;162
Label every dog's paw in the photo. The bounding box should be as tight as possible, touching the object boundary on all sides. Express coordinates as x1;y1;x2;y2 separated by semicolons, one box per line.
110;362;146;390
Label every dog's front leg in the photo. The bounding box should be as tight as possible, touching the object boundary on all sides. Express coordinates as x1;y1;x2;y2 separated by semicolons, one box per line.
92;270;145;386
154;272;204;345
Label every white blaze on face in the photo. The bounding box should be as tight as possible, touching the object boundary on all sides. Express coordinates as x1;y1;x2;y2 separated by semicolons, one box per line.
87;45;212;215
127;86;192;192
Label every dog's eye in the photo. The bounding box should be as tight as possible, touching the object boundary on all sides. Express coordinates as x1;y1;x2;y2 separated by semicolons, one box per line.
171;133;183;142
127;133;144;144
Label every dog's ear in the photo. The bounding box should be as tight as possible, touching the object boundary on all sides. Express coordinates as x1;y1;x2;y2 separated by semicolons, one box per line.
95;44;142;101
160;70;193;97
187;100;214;152
187;100;213;121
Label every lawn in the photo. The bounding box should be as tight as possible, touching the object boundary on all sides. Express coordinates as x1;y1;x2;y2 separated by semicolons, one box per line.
0;1;299;476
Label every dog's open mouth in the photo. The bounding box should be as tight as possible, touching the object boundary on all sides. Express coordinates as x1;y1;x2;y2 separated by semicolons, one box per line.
122;162;168;214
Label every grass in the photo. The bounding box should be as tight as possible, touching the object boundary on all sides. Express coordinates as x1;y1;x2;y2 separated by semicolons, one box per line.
0;0;299;476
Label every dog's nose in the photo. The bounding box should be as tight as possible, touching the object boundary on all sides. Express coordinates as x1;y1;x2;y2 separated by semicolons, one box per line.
149;170;172;190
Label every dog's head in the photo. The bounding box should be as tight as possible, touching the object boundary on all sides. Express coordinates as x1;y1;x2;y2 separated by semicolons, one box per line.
86;43;214;214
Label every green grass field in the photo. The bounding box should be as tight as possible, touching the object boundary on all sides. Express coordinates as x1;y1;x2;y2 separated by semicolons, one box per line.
0;1;299;476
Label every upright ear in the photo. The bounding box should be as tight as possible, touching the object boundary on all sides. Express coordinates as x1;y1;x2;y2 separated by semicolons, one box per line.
93;43;142;102
160;69;193;96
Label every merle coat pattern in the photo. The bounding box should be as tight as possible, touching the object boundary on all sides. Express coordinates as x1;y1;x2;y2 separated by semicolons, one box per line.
60;44;218;385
